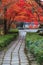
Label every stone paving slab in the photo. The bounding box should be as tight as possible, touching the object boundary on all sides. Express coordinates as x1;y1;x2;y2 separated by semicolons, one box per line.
12;63;19;65
11;60;19;64
20;55;27;59
2;60;10;64
21;59;28;63
2;63;10;65
12;54;18;57
12;60;19;62
21;62;29;65
13;43;21;52
4;57;11;61
5;52;11;54
19;52;25;54
12;56;19;61
12;53;18;56
19;41;29;65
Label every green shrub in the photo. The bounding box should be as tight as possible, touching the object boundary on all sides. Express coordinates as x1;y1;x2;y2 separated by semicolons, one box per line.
25;33;43;65
9;29;19;33
0;33;18;50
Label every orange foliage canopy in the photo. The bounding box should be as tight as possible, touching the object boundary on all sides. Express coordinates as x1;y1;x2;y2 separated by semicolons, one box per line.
0;0;43;24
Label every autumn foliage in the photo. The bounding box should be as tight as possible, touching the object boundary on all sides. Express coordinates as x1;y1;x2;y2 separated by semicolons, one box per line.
0;0;43;24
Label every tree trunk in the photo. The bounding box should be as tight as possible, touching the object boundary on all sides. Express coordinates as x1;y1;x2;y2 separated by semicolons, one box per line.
7;21;13;31
4;19;8;34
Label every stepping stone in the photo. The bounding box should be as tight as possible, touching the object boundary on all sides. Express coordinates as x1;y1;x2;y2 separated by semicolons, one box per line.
3;60;10;64
4;57;11;61
21;62;29;65
20;54;26;57
20;56;27;59
2;63;10;65
12;53;18;56
4;55;11;58
12;56;19;61
20;56;28;63
12;63;19;65
11;60;19;64
21;59;28;63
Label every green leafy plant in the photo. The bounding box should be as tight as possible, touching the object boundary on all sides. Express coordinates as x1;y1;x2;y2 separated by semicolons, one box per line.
25;33;43;65
0;29;18;50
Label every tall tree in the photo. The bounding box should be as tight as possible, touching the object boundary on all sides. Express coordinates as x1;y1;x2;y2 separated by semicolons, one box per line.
0;0;43;34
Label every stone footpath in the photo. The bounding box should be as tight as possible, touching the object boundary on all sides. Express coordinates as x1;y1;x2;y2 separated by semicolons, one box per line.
0;36;29;65
0;30;38;65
